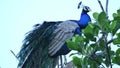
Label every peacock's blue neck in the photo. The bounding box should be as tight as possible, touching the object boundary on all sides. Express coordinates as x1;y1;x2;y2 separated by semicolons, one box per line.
69;10;91;36
78;10;91;29
81;10;87;15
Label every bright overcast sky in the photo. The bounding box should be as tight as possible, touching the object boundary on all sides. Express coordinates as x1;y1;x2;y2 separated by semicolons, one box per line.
0;0;120;68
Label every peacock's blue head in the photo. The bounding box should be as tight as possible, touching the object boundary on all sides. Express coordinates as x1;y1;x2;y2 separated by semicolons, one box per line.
83;6;91;13
77;1;91;13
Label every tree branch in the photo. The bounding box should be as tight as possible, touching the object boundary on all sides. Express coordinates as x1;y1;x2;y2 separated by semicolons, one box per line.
97;0;105;12
106;0;109;18
105;0;111;67
10;50;18;60
97;0;112;67
89;56;105;68
105;35;112;68
107;38;116;45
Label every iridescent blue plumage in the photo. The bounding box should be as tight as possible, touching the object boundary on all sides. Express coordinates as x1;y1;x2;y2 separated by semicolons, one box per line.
78;10;91;29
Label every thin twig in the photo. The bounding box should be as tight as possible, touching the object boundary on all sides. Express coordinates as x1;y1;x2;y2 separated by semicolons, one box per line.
106;0;109;18
107;38;116;45
60;56;63;68
64;55;67;65
97;0;105;12
105;35;112;68
57;57;60;68
10;50;18;60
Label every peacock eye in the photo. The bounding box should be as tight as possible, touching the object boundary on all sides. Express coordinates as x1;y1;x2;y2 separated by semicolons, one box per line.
84;7;87;11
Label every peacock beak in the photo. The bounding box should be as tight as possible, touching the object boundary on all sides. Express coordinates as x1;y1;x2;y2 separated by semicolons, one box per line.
88;8;91;12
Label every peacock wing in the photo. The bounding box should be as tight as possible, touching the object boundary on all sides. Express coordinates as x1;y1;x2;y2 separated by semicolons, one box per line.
48;20;79;57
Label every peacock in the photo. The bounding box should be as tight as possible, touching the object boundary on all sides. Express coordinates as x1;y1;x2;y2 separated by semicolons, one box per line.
17;2;91;68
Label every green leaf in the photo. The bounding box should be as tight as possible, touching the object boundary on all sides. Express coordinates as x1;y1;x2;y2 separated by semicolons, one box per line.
93;23;100;35
102;20;111;32
113;10;120;22
72;36;76;42
117;33;120;37
97;12;111;32
112;56;120;65
93;12;99;20
98;12;106;23
67;38;84;53
83;23;94;34
86;46;93;54
90;44;97;48
110;50;115;56
113;33;120;44
116;48;120;56
104;58;109;67
83;23;97;41
72;56;82;67
112;13;118;18
82;56;88;68
87;58;98;68
99;39;106;51
114;16;120;23
113;38;120;44
117;9;120;16
110;21;117;30
96;56;103;64
67;40;79;50
74;35;84;42
112;23;120;36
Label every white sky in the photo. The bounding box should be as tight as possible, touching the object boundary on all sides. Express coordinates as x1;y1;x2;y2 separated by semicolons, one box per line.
0;0;120;68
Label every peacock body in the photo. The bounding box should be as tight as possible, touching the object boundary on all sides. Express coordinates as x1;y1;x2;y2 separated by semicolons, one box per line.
17;5;91;68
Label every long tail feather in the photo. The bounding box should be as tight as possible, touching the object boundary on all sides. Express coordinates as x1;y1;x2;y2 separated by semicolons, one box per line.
17;21;61;68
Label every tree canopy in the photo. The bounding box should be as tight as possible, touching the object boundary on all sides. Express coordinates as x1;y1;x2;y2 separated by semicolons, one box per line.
67;0;120;68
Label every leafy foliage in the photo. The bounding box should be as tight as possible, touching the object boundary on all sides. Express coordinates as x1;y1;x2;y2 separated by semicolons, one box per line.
67;9;120;68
